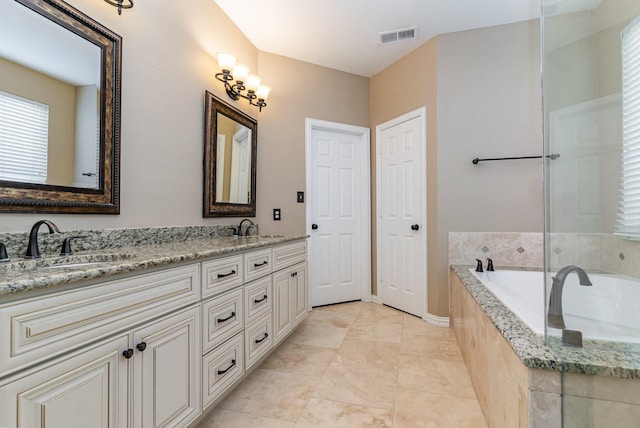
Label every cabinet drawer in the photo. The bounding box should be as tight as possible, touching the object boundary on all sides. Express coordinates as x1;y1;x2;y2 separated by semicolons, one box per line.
244;276;272;325
0;264;200;378
244;248;273;282
202;288;244;354
202;333;244;410
245;313;273;370
272;241;307;272
202;254;244;298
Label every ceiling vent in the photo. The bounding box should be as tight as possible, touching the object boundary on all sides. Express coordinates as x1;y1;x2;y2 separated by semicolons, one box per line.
378;26;418;45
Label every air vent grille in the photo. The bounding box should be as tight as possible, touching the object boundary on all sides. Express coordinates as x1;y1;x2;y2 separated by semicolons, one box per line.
378;26;418;45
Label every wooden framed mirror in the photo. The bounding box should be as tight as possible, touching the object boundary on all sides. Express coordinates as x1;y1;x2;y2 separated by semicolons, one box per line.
203;91;257;217
0;0;121;213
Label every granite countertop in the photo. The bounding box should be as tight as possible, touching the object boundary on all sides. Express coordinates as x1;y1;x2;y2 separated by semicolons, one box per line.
451;265;640;379
0;235;307;298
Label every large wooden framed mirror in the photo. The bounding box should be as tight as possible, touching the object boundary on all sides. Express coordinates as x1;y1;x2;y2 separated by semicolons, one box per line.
203;91;257;217
0;0;121;213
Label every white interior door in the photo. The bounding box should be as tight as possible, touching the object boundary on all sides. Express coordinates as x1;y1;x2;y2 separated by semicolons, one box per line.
376;108;426;318
230;128;250;203
549;94;621;233
307;119;371;307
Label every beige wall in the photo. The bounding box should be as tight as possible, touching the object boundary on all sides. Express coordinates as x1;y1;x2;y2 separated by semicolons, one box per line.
370;39;438;299
255;52;369;235
0;57;75;186
0;0;368;234
370;20;542;317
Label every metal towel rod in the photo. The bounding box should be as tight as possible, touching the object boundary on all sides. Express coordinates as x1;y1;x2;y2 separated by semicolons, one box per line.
472;154;560;164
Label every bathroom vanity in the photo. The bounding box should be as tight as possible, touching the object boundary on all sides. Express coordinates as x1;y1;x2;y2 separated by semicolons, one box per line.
0;234;307;428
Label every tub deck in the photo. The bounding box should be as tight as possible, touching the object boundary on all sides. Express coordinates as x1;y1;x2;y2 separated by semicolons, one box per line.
451;265;640;428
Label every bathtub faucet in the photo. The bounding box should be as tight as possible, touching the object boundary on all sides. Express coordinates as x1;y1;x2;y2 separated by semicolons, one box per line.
547;265;592;330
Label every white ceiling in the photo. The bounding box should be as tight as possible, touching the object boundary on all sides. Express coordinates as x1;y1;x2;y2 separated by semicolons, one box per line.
214;0;543;77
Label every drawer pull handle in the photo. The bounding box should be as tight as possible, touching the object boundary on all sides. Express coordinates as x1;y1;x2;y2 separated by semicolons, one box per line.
255;333;269;344
253;261;268;267
122;349;134;359
136;342;147;352
217;359;236;375
217;312;236;323
253;295;268;304
217;270;236;279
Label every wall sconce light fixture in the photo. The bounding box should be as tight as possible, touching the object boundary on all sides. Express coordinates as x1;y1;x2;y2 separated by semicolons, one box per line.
104;0;133;15
215;53;271;111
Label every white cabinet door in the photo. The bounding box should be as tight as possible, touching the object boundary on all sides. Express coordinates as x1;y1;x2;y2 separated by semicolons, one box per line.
133;306;201;428
292;262;308;326
273;262;309;345
0;334;129;428
273;269;293;344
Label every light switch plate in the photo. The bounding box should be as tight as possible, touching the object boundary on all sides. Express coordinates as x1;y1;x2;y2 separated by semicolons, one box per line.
273;208;281;221
297;191;304;203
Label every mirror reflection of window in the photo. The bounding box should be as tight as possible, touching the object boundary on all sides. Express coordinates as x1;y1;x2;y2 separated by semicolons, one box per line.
0;90;48;184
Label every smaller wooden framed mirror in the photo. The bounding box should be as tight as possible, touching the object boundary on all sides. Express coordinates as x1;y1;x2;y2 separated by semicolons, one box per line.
203;91;257;217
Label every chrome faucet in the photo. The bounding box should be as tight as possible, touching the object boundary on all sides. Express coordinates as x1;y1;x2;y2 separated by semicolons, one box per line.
25;220;60;259
238;218;255;237
547;265;592;330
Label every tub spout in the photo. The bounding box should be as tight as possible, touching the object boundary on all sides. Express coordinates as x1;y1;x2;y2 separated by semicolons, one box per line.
547;265;592;330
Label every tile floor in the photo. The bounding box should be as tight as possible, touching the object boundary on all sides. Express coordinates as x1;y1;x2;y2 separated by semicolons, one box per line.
197;301;487;428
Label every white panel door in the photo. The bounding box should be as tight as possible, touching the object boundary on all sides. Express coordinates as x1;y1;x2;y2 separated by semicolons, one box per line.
309;127;363;306
549;94;621;233
377;110;426;317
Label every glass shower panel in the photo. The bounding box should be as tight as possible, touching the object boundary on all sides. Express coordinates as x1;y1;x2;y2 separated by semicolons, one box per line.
543;0;640;426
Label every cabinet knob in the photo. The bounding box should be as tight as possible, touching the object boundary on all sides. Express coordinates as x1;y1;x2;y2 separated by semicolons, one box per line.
136;342;147;352
122;349;134;359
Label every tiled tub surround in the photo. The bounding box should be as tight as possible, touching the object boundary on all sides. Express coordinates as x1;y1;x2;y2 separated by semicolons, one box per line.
451;266;640;428
0;225;294;297
449;231;640;279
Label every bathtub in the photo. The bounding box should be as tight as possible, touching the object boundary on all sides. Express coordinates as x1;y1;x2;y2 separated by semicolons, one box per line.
470;268;640;343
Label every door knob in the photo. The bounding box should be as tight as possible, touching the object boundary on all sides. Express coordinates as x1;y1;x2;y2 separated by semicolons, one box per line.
311;224;318;230
411;224;420;231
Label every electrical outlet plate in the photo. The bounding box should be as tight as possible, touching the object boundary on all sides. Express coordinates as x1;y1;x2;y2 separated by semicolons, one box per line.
273;208;281;221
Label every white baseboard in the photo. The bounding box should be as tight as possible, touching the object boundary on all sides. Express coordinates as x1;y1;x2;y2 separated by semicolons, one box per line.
370;296;450;327
423;312;450;328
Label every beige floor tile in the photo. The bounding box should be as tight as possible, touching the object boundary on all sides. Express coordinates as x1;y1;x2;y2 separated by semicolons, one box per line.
334;338;400;375
218;368;316;422
356;303;405;324
294;398;392;428
287;318;349;349
307;307;359;328
400;334;463;360
259;342;336;381
347;318;403;343
312;344;398;410
397;354;477;399
402;314;454;337
206;303;488;427
393;389;487;428
197;408;294;428
312;362;396;410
